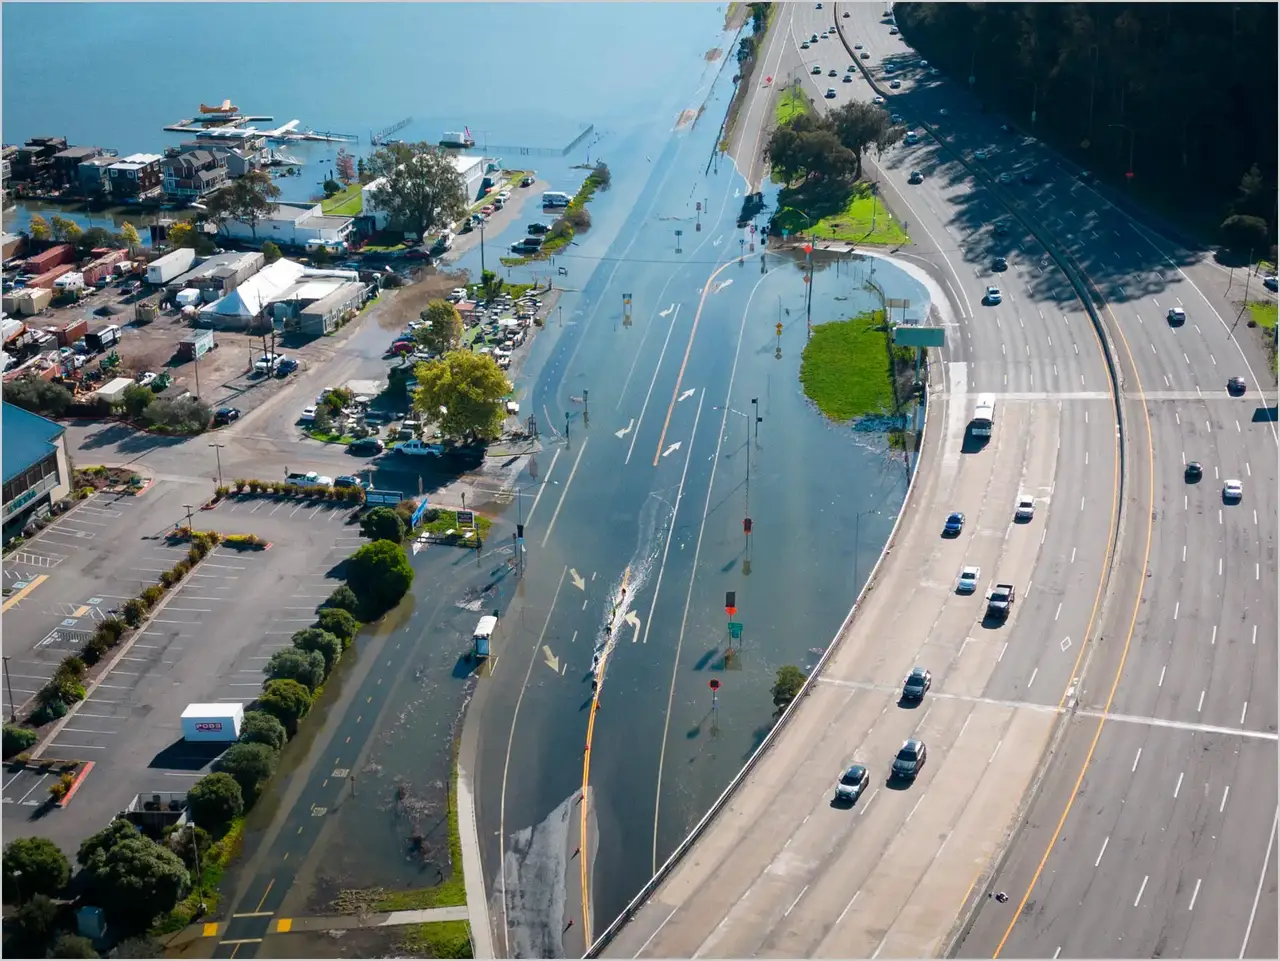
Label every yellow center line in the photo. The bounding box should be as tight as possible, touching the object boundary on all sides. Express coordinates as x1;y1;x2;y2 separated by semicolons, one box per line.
2;574;48;612
253;877;276;915
992;288;1157;957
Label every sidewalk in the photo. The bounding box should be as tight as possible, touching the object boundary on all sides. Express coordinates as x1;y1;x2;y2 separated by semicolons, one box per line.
168;905;470;948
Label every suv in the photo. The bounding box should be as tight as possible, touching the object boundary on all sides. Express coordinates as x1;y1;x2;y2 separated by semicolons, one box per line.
1014;495;1036;521
891;739;926;781
1167;307;1186;325
348;437;384;455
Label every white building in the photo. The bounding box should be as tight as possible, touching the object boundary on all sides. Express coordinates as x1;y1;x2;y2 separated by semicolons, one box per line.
362;154;487;232
220;201;354;249
198;259;362;330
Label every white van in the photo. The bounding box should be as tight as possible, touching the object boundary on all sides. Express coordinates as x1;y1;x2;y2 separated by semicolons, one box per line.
542;191;571;208
473;614;497;658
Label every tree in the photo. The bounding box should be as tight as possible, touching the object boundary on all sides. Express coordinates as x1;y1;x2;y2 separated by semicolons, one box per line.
356;156;369;183
3;723;38;759
77;819;140;868
266;647;327;691
366;142;467;241
291;628;343;675
213;741;278;802
74;226;118;255
50;216;81;243
3;836;70;901
186;771;243;834
239;710;287;751
361;506;406;543
416;300;464;356
141;397;212;434
322;178;342;196
49;933;99;958
4;377;74;417
121;383;155;418
771;665;807;711
336;148;355;185
14;893;59;940
167;220;200;249
219;170;282;241
200;186;237;237
256;678;313;736
261;240;282;263
120;221;141;252
346;540;414;618
591;161;611;190
326;584;360;615
163;823;211;874
1220;214;1269;252
28;214;51;241
316;607;360;649
412;350;512;442
115;936;165;959
80;832;188;929
826;100;898;180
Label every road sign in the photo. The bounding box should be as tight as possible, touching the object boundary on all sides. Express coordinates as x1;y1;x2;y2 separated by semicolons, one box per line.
411;498;430;528
709;679;721;690
675;229;683;237
892;327;946;348
365;488;404;506
456;509;475;529
696;201;702;211
728;621;743;639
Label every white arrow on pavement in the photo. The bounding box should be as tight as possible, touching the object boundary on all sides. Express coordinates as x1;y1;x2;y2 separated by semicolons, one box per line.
712;235;723;246
615;419;635;439
570;569;586;591
625;610;642;643
542;646;560;673
662;442;682;458
659;303;676;318
713;279;734;294
678;389;695;403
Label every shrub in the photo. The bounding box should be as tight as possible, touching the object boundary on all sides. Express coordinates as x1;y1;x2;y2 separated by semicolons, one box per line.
325;584;360;614
3;376;74;417
346;540;414;619
186;772;243;835
234;479;248;492
163;823;212;874
172;559;192;578
239;710;287;752
771;665;808;711
3;836;71;901
82;636;109;665
315;608;359;649
3;723;38;759
291;628;343;675
248;479;262;493
361;506;406;542
14;892;59;939
30;699;68;726
49;933;99;958
122;597;148;626
56;656;87;682
214;485;230;498
97;616;126;643
187;546;203;564
49;771;76;801
256;678;313;736
79;826;189;929
213;742;278;803
140;397;213;435
265;648;327;691
122;383;155;419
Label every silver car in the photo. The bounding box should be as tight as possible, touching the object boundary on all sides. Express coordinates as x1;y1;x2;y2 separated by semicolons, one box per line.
834;763;870;803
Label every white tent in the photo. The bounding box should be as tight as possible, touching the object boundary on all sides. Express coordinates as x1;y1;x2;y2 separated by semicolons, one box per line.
201;259;305;321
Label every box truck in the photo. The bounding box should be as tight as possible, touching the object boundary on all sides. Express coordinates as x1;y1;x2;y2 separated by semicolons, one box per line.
85;325;122;352
146;247;198;285
181;703;244;741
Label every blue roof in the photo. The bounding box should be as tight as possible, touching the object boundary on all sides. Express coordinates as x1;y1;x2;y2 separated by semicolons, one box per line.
3;402;65;483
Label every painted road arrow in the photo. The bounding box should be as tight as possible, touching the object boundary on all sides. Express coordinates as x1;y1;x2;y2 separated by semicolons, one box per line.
662;442;682;458
712;235;723;246
625;610;642;643
713;279;734;294
542;646;560;673
570;569;586;591
678;389;695;403
615;419;635;439
659;303;677;318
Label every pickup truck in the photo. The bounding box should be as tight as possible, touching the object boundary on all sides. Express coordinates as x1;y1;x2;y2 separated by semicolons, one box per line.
396;439;445;456
986;583;1016;620
285;471;334;488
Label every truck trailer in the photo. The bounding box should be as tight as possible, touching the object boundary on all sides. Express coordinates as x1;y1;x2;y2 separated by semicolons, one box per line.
180;703;244;742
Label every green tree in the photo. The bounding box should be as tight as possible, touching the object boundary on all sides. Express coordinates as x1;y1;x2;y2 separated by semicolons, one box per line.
256;679;313;737
121;383;155;418
120;221;141;251
316;607;360;649
291;628;343;675
360;506;406;543
163;823;212;874
50;215;81;243
79;826;189;929
186;771;243;834
266;647;327;691
77;820;140;868
215;171;282;241
261;240;282;263
115;936;165;958
365;141;467;242
3;723;38;759
345;541;414;618
1221;213;1269;252
416;300;464;356
771;665;807;711
213;741;278;803
167;220;200;249
28;214;51;241
239;710;287;751
3;836;71;901
49;933;99;958
325;584;360;615
412;350;512;441
322;178;341;196
13;892;59;940
826;100;900;181
3;377;74;417
140;397;212;435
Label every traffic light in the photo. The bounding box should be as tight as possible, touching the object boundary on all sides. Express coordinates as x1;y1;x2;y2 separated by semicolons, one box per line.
725;591;737;617
776;322;783;337
743;517;753;535
516;524;524;539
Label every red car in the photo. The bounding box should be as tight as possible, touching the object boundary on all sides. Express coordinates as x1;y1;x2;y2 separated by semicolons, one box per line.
389;341;415;356
481;204;496;215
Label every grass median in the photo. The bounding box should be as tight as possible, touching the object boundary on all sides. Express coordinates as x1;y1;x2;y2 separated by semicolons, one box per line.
773;182;909;247
800;309;914;422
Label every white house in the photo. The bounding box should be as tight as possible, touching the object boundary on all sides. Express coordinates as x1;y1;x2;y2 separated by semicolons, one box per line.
220;202;354;249
362;154;488;232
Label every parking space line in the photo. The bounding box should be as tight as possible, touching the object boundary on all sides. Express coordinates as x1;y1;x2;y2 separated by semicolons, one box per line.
17;775;50;803
94;684;133;689
49;743;106;750
61;728;115;735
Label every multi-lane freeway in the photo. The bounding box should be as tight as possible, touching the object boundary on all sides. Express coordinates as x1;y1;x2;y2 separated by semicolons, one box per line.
593;3;1276;959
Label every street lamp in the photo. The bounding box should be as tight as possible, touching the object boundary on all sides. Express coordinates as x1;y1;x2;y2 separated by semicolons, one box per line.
2;656;16;723
1108;123;1136;179
208;443;225;489
853;508;880;592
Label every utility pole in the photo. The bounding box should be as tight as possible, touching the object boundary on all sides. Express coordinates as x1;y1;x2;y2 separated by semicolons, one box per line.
208;443;225;489
183;504;195;529
479;220;486;275
3;656;16;722
804;242;814;339
751;397;761;442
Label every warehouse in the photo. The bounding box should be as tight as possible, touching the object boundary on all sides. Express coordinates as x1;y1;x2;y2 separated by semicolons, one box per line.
297;281;366;336
2;402;71;544
166;250;265;300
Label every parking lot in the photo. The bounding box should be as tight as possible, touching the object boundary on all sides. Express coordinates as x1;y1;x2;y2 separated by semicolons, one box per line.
1;487;365;852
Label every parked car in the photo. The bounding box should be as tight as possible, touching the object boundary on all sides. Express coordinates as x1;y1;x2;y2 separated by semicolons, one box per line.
299;406;317;422
276;358;298;376
137;372;157;387
333;475;368;490
213;407;241;426
520;175;535;187
348;437;385;455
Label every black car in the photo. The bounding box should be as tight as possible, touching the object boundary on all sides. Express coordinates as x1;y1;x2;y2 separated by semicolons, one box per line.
892;739;927;781
992;256;1008;272
943;511;965;536
212;407;241;426
1185;461;1203;482
902;667;932;701
993;222;1009;237
908;170;923;185
348;437;384;455
527;223;551;235
1227;376;1247;395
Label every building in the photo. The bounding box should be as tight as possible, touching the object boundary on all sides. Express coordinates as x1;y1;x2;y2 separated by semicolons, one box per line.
361;154;487;233
3;402;72;543
199;258;306;329
220;201;354;249
161;149;228;201
77;156;117;198
108;153;164;199
167;250;265;300
52;146;114;187
178;131;268;178
12;137;68;187
199;259;361;331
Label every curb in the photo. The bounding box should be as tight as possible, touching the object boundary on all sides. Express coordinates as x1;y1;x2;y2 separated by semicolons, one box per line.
55;759;95;808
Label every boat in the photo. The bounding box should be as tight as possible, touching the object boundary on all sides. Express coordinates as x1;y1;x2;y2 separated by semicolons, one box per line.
440;126;476;149
200;99;239;115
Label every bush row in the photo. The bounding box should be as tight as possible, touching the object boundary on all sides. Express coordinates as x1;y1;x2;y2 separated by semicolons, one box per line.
222;478;365;504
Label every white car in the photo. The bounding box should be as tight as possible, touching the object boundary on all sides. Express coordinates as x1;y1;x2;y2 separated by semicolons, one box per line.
938;107;949;116
300;406;318;422
904;131;919;145
889;25;899;34
957;566;982;594
985;286;1002;305
137;372;157;387
873;95;886;105
253;353;285;372
397;438;446;456
1223;479;1243;501
1167;307;1186;324
854;42;863;49
448;287;467;302
889;79;902;89
919;59;929;67
1015;496;1036;521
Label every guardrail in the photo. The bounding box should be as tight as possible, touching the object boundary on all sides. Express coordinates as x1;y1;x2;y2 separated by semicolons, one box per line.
585;308;940;957
829;6;1132;954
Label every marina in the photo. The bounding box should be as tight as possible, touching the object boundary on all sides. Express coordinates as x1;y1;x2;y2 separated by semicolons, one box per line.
163;107;358;143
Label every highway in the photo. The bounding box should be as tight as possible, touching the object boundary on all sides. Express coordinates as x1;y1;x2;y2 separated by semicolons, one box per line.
596;4;1276;959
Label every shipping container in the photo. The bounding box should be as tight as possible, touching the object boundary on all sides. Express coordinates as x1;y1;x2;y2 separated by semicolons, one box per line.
180;703;244;742
94;376;135;403
28;263;75;289
81;249;128;286
55;319;88;348
146;247;197;285
176;329;214;361
23;244;75;274
8;287;54;316
85;324;121;352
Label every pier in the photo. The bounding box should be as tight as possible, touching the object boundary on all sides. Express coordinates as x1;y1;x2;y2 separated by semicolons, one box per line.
478;123;596;159
164;111;358;143
370;117;413;146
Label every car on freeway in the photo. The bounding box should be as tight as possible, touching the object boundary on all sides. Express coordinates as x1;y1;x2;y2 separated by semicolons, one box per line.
997;172;1013;183
1185;461;1203;482
919;59;929;67
811;33;819;42
1164;306;1186;325
884;63;896;74
1227;376;1247;395
834;764;870;804
1015;495;1036;521
348;437;384;455
889;25;899;34
812;64;822;74
943;511;965;536
908;170;923;184
854;41;863;48
1223;479;1243;502
801;40;810;49
844;9;850;16
891;739;926;781
1265;275;1278;292
213;407;241;426
984;285;1002;305
992;256;1008;271
829;68;838;77
872;95;885;105
890;78;902;89
847;64;857;72
843;73;853;83
957;566;981;594
974;149;989;161
826;88;837;98
333;475;368;490
861;50;871;59
902;667;932;702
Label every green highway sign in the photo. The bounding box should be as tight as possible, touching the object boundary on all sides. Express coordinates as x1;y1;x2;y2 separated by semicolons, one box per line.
728;621;743;639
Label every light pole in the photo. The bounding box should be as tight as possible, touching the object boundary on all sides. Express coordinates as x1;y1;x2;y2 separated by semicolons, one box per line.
853;508;879;592
713;405;758;517
478;219;486;275
1109;123;1136;179
208;443;225;489
3;656;16;722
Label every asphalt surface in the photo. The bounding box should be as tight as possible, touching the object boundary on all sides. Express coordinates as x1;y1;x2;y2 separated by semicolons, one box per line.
598;4;1277;959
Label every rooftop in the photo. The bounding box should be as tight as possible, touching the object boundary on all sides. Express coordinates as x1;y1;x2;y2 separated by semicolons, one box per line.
3;402;65;483
53;146;104;161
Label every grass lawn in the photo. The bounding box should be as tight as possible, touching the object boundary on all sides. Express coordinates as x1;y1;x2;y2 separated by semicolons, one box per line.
1247;300;1277;329
775;85;811;126
415;508;494;541
321;182;363;217
397;920;473;958
800;311;905;421
305;428;356;445
773;182;909;247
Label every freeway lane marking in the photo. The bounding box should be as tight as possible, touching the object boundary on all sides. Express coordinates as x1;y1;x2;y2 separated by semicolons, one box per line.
627;305;682;465
541;438;588;548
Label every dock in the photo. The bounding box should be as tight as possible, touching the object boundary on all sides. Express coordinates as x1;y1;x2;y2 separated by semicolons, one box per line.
371;117;413;146
164;112;358;143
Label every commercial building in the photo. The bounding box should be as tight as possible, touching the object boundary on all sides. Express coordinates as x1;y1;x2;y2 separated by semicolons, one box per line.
108;152;164;199
294;281;366;336
361;153;487;232
219;201;354;249
199;258;363;331
2;402;72;543
161;149;228;201
167;250;265;299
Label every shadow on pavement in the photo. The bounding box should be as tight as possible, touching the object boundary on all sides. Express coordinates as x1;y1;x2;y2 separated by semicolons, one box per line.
149;738;225;771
